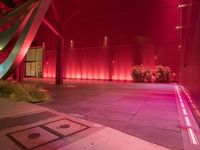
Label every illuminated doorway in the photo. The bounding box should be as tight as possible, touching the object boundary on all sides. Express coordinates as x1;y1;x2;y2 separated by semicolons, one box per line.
25;47;43;78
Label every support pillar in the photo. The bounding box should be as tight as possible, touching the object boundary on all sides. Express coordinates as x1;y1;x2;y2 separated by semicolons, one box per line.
18;61;24;83
55;38;64;84
14;59;24;83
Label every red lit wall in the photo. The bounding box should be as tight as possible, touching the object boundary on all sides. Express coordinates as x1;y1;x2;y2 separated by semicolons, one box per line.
63;47;110;80
179;0;200;107
111;45;135;81
33;0;179;81
43;50;56;78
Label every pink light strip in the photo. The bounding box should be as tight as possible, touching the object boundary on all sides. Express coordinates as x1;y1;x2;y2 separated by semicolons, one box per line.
182;108;188;116
180;102;185;108
184;116;191;127
188;128;199;145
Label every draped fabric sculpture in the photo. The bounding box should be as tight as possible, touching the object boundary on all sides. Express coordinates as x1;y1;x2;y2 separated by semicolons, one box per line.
0;0;51;79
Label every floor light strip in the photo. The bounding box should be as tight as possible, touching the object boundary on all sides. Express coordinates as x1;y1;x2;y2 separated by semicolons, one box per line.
182;108;188;116
175;86;199;145
180;102;185;108
188;128;199;145
181;87;200;116
184;116;191;127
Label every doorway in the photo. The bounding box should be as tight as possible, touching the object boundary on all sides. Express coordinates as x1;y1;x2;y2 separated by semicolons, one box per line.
25;47;43;78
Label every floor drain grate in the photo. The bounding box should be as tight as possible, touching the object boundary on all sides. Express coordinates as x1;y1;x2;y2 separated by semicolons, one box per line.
60;124;70;129
6;118;90;150
28;133;41;139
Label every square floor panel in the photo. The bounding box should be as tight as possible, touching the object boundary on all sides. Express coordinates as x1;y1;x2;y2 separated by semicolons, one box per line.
43;119;88;137
8;127;59;150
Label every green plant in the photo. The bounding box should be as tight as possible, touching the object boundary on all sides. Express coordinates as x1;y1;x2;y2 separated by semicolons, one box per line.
131;65;143;82
0;80;11;97
0;81;50;103
21;83;50;103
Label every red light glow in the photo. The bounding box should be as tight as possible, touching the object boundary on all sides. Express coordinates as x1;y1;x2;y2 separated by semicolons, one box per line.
195;110;200;117
191;104;197;109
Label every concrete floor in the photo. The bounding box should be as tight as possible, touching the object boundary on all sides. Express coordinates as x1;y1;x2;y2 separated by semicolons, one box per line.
0;98;169;150
38;80;184;149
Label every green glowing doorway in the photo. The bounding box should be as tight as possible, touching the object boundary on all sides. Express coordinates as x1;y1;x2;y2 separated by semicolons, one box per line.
25;47;43;78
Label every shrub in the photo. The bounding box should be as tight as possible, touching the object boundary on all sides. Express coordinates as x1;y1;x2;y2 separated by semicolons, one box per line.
164;66;171;83
0;81;14;97
142;65;152;83
155;65;165;82
131;65;172;83
155;65;171;83
131;65;143;82
21;83;50;103
0;81;50;103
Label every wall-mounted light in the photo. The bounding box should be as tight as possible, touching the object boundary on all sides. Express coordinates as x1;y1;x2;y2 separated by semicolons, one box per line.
176;26;183;29
42;42;45;49
70;40;74;49
178;45;182;52
178;3;192;8
176;25;190;30
153;55;158;60
103;36;108;47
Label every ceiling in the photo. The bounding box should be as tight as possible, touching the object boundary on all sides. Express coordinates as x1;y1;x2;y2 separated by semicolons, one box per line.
51;0;179;23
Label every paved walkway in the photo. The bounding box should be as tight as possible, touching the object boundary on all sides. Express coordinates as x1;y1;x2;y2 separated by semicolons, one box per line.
0;98;168;150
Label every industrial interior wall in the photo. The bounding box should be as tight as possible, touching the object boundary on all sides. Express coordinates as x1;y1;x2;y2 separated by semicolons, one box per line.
33;0;178;81
179;0;200;106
